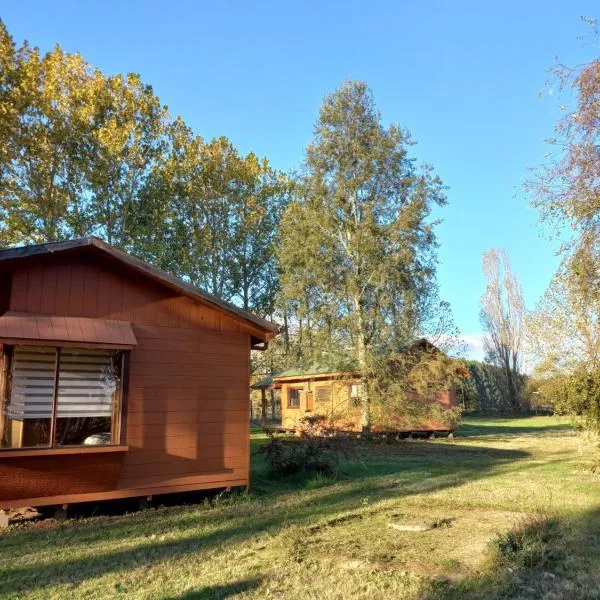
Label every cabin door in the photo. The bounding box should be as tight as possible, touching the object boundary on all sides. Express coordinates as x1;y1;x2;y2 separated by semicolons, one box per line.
306;391;314;412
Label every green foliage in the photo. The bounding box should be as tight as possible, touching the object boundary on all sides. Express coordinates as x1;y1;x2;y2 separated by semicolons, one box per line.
462;360;529;414
527;260;600;429
259;435;356;477
534;368;600;432
0;20;289;317
526;28;600;434
370;344;464;427
277;80;449;430
489;515;565;572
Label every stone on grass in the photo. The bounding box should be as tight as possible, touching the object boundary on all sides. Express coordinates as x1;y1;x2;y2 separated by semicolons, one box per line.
387;522;434;532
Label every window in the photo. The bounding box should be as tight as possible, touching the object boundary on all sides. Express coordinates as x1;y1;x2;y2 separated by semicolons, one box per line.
316;386;331;403
288;388;301;408
348;383;361;407
0;346;126;449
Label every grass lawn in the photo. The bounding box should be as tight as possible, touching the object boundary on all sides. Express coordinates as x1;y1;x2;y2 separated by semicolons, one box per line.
1;416;600;599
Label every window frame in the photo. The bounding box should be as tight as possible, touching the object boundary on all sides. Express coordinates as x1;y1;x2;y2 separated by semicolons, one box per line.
348;382;361;407
0;344;130;453
287;386;302;409
315;385;331;403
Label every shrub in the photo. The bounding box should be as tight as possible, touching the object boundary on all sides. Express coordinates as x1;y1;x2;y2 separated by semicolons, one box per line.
259;436;355;477
297;414;329;437
489;515;565;571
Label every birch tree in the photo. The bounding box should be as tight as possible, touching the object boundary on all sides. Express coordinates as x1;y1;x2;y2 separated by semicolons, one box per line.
480;248;525;411
278;81;447;433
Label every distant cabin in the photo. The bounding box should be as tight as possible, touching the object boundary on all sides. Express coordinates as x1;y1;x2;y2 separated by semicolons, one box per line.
257;340;459;435
0;237;278;510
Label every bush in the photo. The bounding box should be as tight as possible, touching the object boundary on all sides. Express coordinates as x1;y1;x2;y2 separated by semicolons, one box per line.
259;436;355;477
297;414;329;437
489;515;565;571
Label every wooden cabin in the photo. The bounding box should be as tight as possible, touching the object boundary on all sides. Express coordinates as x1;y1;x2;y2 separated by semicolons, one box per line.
273;342;459;435
0;237;278;509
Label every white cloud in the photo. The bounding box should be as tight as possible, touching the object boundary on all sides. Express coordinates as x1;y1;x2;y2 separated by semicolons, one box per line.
454;332;487;362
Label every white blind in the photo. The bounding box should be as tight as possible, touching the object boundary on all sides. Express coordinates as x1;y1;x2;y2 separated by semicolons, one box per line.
57;349;117;418
7;347;118;419
7;347;56;419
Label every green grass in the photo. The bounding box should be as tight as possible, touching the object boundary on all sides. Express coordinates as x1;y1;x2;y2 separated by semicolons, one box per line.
1;416;600;599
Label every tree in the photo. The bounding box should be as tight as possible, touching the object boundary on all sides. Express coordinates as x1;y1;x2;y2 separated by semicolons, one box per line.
479;248;525;412
526;261;600;428
527;18;600;430
86;72;169;247
148;130;289;312
0;19;288;320
277;81;447;433
227;154;290;314
0;22;170;249
0;34;98;244
529;19;599;298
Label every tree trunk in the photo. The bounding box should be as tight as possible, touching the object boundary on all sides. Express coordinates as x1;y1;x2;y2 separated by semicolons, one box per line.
260;389;267;425
270;388;276;420
354;300;371;436
505;365;519;412
283;310;290;354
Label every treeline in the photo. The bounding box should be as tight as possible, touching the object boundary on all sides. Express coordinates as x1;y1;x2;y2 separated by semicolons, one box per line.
474;24;599;428
0;22;462;430
0;22;289;314
459;361;530;414
524;30;600;431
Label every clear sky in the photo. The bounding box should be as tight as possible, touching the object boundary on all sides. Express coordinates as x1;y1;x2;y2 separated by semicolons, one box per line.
2;1;598;359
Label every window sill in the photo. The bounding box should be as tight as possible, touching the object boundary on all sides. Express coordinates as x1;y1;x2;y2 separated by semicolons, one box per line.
0;445;129;458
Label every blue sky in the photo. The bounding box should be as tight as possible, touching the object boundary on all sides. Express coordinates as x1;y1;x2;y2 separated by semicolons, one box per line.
2;1;598;359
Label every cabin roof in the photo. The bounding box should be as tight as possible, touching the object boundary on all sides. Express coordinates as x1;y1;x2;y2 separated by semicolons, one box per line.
0;237;280;336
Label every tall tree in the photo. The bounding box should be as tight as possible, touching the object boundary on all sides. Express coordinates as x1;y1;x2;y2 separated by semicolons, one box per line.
529;20;599;297
148;127;289;313
0;36;98;244
86;72;169;247
528;261;600;376
526;19;600;430
228;154;289;313
278;81;447;433
479;248;525;411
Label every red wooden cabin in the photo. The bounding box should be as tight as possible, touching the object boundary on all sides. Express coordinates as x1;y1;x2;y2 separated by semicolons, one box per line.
0;237;278;509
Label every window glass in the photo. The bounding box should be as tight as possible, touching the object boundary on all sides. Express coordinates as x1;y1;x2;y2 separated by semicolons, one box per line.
1;346;123;449
316;386;331;403
55;349;121;446
288;388;301;408
2;346;55;448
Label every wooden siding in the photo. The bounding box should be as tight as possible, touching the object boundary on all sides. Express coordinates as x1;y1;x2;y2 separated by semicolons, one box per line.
0;251;253;508
279;376;457;433
0;312;137;347
0;452;124;502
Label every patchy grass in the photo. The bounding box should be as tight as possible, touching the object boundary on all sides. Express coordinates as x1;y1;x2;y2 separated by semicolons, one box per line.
1;416;600;599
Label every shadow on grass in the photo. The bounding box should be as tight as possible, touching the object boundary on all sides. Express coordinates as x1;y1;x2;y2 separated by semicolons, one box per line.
425;507;600;599
0;442;528;597
166;577;262;599
457;422;574;439
251;440;529;497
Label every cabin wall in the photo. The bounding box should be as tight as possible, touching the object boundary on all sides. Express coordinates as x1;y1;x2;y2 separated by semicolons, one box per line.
0;252;253;507
280;378;360;430
279;377;458;433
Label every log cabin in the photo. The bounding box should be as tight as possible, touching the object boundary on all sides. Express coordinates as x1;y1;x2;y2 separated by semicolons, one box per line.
266;340;460;436
0;237;278;510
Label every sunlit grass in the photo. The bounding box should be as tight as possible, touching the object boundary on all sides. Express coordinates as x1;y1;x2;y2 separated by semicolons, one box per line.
1;416;599;599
